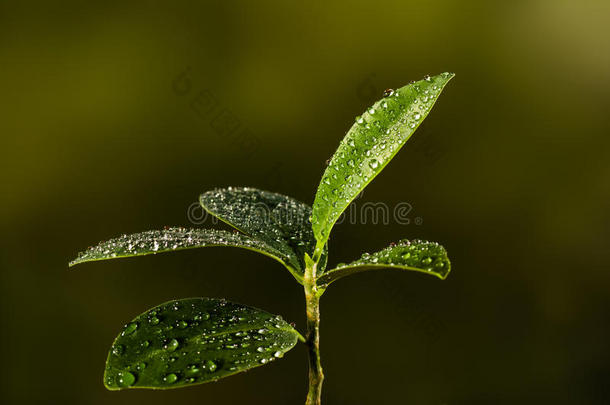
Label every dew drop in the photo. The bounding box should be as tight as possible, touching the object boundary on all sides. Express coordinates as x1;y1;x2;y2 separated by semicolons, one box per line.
187;364;200;373
122;322;138;336
117;371;135;387
368;159;379;170
205;360;217;372
194;312;210;321
163;373;178;384
164;338;179;352
112;345;125;356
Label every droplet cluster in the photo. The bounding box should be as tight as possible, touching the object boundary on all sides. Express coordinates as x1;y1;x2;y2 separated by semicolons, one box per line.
319;239;451;285
311;73;455;245
104;298;299;390
200;187;328;273
69;227;288;269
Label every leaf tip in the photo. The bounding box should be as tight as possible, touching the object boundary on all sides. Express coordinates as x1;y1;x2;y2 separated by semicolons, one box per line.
436;72;455;86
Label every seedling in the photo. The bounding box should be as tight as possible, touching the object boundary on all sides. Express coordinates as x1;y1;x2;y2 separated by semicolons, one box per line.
71;72;454;405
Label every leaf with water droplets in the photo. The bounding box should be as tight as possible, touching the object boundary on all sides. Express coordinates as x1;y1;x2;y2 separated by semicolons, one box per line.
311;73;454;256
69;227;295;273
200;187;328;279
104;298;301;390
317;239;451;287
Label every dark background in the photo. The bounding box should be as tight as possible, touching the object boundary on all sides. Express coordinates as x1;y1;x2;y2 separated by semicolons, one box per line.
2;1;609;404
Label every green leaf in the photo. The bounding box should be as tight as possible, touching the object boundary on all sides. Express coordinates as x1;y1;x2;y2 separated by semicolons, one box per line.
317;239;451;287
200;187;328;276
104;298;301;390
69;227;295;273
311;73;455;255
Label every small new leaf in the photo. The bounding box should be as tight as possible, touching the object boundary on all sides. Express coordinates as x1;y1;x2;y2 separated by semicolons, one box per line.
317;239;451;287
104;298;300;390
311;73;454;255
69;228;294;272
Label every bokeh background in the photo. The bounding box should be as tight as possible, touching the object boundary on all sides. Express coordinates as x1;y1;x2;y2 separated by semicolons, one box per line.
2;1;609;404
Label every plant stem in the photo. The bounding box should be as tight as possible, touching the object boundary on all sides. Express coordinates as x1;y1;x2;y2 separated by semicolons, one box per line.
304;260;324;405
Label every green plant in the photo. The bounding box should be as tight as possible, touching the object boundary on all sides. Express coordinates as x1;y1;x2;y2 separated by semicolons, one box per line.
70;72;454;405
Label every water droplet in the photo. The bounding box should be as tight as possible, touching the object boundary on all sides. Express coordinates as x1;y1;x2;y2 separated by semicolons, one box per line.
164;338;179;352
368;159;379;170
163;373;178;384
117;371;135;387
402;252;411;260
112;345;125;356
149;316;160;325
187;364;200;373
194;312;209;321
205;360;217;372
140;340;150;348
383;88;394;97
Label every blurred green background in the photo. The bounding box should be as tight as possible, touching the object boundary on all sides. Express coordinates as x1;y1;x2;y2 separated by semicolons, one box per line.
2;0;609;404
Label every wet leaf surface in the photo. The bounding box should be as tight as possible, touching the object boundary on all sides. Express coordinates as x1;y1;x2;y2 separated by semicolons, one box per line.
317;239;450;287
311;73;454;253
200;187;328;277
69;227;294;271
104;298;300;390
